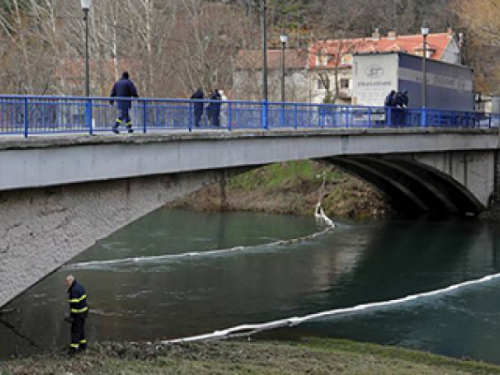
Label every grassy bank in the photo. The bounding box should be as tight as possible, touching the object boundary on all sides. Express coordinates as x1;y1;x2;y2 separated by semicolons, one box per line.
2;338;500;374
169;160;391;219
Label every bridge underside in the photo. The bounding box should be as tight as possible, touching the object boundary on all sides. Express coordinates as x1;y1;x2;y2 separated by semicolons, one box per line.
322;156;485;217
0;167;251;309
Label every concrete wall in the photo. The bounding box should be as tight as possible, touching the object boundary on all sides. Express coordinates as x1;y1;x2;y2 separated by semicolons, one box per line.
0;168;247;309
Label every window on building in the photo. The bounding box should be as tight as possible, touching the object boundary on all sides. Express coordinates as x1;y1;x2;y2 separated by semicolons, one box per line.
317;78;329;90
340;79;350;89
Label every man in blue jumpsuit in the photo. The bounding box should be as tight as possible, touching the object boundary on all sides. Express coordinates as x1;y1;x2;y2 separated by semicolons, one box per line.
65;275;88;354
110;71;139;134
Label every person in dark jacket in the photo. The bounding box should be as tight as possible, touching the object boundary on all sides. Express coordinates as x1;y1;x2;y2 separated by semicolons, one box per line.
396;89;409;126
400;89;409;107
385;90;396;126
385;90;396;107
190;88;204;127
207;89;222;127
65;275;88;355
110;71;139;134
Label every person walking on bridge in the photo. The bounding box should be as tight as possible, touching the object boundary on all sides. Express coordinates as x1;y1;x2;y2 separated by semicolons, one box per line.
65;275;88;355
207;89;222;127
190;88;204;127
110;71;139;134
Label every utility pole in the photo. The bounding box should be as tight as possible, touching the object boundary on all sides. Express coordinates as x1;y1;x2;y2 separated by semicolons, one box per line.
261;0;268;101
81;0;92;97
280;32;288;102
421;23;429;108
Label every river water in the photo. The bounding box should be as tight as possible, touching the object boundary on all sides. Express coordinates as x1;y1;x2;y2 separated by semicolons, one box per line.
2;209;500;364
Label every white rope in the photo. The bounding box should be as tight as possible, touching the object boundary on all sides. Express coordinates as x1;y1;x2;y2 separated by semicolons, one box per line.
163;271;500;344
66;227;333;269
314;171;335;228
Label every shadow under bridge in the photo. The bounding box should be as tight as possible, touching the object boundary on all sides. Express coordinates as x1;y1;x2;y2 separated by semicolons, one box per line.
322;156;484;217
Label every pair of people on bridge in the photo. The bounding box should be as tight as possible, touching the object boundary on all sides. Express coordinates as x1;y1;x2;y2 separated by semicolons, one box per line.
191;88;222;127
385;89;409;126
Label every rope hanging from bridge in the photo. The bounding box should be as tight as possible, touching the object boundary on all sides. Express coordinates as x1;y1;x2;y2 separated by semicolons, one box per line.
314;171;335;228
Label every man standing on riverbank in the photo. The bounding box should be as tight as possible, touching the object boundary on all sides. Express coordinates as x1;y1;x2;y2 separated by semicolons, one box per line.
65;275;88;355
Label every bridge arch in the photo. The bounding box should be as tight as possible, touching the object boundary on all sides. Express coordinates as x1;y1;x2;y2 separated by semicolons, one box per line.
323;156;484;217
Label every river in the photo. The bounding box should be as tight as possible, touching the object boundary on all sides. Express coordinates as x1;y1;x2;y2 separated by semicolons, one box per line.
1;209;500;364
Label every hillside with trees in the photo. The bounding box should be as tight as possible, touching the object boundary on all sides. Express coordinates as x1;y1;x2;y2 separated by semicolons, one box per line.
0;0;493;98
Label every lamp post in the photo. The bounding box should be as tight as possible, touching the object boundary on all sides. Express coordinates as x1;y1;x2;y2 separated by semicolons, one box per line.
81;0;92;97
280;33;288;103
421;23;429;108
260;0;268;102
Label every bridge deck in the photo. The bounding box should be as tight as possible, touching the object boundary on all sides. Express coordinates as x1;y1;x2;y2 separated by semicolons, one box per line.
0;128;498;194
0;127;497;151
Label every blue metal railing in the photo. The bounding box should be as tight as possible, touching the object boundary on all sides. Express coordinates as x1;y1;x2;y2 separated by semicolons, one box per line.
0;94;497;138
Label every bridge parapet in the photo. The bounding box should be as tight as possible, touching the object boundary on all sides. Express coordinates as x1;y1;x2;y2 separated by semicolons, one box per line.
0;95;496;138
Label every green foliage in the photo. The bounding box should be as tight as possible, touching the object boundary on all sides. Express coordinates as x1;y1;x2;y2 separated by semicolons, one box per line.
227;160;344;192
4;339;500;374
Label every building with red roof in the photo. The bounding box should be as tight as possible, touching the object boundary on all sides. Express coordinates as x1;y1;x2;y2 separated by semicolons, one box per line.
308;29;461;104
234;29;462;104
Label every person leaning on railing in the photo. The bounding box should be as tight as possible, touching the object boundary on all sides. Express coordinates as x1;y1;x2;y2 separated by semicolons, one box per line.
397;90;409;126
110;71;139;134
384;90;397;126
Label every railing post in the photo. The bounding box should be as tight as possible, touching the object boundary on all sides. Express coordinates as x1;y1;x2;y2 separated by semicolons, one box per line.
368;108;372;128
294;104;298;130
319;106;324;128
85;98;93;136
386;107;392;127
261;101;268;130
421;107;427;127
281;103;286;128
188;102;193;132
228;103;232;131
345;107;349;128
23;98;29;138
143;101;147;133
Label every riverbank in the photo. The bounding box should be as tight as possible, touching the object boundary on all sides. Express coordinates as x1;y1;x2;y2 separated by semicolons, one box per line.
169;160;391;219
2;338;500;374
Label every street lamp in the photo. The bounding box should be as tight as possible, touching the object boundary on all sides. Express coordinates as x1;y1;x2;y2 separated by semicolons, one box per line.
260;0;268;102
81;0;92;97
280;33;288;103
421;23;430;108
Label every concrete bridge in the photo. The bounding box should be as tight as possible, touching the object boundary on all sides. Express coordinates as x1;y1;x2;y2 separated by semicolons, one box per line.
1;126;500;309
1;91;500;308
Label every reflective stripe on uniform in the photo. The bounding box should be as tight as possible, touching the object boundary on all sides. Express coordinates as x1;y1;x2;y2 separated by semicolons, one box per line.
80;339;87;344
68;294;87;303
70;343;79;348
70;306;89;314
116;119;123;124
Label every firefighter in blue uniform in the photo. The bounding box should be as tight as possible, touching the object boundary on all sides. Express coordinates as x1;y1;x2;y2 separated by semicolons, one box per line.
110;71;139;134
65;275;88;354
